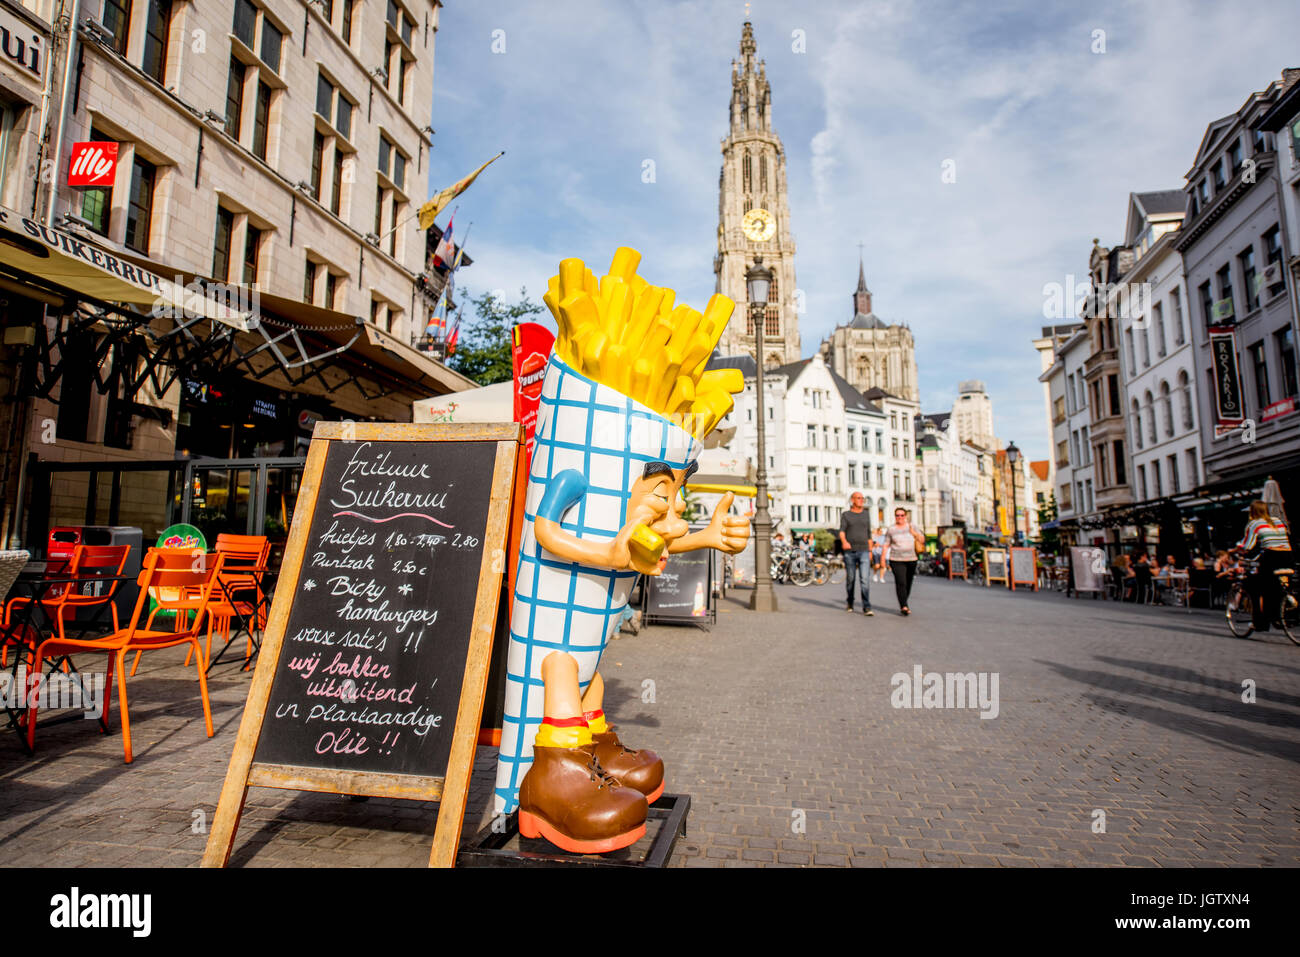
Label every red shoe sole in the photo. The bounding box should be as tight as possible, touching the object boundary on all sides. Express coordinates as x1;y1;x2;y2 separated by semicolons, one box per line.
645;781;665;804
518;810;646;854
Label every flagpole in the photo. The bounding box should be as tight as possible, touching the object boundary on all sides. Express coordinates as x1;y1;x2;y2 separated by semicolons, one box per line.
427;221;473;341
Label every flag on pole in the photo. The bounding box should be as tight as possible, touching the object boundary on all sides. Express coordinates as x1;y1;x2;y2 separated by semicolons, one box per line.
417;152;505;230
446;316;461;355
432;213;455;269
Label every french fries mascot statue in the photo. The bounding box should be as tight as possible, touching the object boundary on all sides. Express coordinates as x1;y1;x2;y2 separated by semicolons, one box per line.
494;248;750;853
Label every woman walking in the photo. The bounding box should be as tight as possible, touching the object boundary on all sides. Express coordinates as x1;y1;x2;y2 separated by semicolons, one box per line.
882;507;926;615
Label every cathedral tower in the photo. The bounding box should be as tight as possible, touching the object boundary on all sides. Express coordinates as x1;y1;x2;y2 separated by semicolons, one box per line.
714;22;800;366
824;252;920;403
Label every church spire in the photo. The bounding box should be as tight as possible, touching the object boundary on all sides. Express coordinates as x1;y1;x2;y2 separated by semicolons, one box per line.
854;248;872;316
731;21;770;134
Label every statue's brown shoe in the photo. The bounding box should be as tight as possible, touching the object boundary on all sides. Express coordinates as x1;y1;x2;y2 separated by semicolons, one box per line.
518;745;648;854
592;730;665;804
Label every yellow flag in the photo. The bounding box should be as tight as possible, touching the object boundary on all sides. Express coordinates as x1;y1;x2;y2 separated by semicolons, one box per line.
417;152;505;230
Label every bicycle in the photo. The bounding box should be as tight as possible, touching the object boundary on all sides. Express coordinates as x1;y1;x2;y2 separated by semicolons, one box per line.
1225;560;1300;644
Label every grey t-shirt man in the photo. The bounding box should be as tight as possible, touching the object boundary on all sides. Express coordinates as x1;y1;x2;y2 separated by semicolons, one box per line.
840;507;872;552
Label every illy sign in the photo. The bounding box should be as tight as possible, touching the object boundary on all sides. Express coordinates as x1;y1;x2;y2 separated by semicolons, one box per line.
68;143;119;187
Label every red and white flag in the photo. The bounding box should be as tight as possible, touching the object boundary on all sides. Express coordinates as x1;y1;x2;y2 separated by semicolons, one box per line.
432;215;455;269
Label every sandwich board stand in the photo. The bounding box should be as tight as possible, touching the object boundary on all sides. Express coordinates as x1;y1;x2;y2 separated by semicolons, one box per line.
1009;546;1039;592
202;422;520;869
642;526;715;628
985;548;1009;587
947;548;967;580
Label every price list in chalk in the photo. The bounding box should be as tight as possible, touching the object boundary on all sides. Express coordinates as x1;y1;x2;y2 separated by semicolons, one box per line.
255;440;496;778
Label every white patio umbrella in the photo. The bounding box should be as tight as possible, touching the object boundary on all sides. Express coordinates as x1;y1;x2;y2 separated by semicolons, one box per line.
1261;475;1289;526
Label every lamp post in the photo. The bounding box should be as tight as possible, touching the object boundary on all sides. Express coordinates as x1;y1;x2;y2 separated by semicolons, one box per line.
1006;441;1021;545
747;256;778;612
919;484;927;539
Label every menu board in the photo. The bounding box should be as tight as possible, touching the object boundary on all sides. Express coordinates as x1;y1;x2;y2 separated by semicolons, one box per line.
644;533;714;626
204;423;520;869
985;548;1008;586
252;439;495;776
948;548;967;579
1009;546;1038;591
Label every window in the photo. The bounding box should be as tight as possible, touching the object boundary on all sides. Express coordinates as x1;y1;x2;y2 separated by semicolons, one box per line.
243;225;261;285
102;0;131;56
1279;328;1298;399
1249;341;1270;409
304;259;317;303
1124;327;1135;370
310;131;325;199
251;81;271;160
1143;391;1156;444
847;427;857;451
1152;302;1165;357
1096;444;1108;487
213;206;235;280
224;58;246;138
1113;440;1126;486
336;97;353;141
1185;450;1198;489
124;155;156;254
875;430;883;453
1229;138;1243;176
331;149;345;215
1160;381;1174;438
903;439;909;458
259;18;283;72
1140;325;1150;367
891;438;898;457
822;425;829;447
1170;288;1184;345
1211;158;1226;191
1197;178;1210;206
1137;464;1147;500
1240;246;1258;312
1199;280;1214;327
79;130;115;235
892;469;900;496
233;0;257;48
325;271;338;311
1178;370;1194;430
890;412;897;429
142;1;172;83
849;463;858;486
1131;400;1142;450
877;465;884;488
316;73;335;119
342;0;355;43
1108;374;1121;417
374;184;384;236
791;505;801;523
1216;263;1234;321
1264;226;1284;293
808;469;817;492
806;424;816;448
1167;454;1180;494
811;506;819;523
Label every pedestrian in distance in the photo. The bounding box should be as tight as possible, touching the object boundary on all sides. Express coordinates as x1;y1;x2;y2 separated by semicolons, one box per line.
870;525;887;583
881;507;925;616
840;491;874;616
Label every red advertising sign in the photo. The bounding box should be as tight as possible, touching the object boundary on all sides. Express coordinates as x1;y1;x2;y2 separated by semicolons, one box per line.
1261;396;1298;423
68;142;118;187
511;322;555;467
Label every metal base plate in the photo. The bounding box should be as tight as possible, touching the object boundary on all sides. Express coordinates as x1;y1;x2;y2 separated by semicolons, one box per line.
457;793;691;868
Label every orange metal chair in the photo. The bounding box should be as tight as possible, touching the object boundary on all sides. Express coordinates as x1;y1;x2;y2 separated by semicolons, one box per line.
26;548;225;763
2;545;129;665
179;533;270;670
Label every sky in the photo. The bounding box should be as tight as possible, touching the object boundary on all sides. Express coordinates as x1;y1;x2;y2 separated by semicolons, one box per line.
424;0;1300;460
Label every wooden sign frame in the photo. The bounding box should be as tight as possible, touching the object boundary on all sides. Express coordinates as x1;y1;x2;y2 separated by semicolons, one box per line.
947;548;967;580
984;548;1009;587
202;422;520;869
1009;546;1039;592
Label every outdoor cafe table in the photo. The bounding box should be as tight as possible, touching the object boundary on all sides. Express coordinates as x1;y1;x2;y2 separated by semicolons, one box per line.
205;561;277;674
0;562;133;753
1154;570;1190;607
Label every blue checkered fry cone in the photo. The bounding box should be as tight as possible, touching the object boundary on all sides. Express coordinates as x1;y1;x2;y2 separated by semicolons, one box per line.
493;354;701;814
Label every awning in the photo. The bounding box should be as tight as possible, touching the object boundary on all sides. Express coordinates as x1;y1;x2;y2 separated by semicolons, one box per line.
0;204;250;325
412;380;513;422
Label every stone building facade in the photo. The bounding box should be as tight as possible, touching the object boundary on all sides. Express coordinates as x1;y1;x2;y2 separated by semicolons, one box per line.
824;257;919;403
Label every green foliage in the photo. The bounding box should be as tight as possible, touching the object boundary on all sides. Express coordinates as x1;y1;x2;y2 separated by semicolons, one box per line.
447;287;547;386
1037;493;1060;554
813;529;834;556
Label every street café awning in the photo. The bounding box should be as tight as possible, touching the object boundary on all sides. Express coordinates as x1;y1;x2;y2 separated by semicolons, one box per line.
0;204;251;326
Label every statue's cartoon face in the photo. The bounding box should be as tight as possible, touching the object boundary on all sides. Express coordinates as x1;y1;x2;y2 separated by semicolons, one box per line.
624;460;696;574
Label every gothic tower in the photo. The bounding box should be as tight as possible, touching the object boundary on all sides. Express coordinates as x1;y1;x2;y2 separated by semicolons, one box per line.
824;252;920;402
714;22;800;366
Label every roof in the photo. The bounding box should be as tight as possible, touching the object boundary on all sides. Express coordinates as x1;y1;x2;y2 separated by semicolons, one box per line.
828;367;881;414
770;357;812;381
1133;190;1186;217
918;435;941;450
847;311;890;330
862;386;900;401
921;411;951;430
1029;460;1051;482
705;352;757;377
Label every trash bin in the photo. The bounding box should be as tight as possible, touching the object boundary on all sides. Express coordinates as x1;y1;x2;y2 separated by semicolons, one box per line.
46;526;143;629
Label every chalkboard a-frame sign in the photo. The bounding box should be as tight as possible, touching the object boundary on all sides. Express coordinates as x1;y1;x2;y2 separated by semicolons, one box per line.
202;422;520;868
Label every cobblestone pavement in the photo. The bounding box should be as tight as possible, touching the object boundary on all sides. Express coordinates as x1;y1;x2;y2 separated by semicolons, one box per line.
1;575;1297;867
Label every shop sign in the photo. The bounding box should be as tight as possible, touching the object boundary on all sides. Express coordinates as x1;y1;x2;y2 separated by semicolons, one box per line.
1260;396;1297;424
297;410;321;433
68;142;119;187
251;397;279;419
1208;325;1244;427
0;8;43;80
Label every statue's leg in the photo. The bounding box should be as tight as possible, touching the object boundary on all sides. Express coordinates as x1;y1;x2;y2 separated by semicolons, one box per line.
581;670;666;804
516;651;648;853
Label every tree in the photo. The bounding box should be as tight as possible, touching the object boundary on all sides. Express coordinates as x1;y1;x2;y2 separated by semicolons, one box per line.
1037;493;1060;555
447;287;546;385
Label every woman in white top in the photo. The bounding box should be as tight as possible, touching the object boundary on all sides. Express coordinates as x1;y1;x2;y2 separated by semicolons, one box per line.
881;507;926;616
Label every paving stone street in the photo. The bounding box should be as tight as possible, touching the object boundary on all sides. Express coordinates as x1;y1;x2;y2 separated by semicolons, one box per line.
2;574;1297;868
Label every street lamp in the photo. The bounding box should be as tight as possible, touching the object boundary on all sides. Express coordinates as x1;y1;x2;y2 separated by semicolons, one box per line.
747;256;778;612
1006;441;1021;545
919;484;927;537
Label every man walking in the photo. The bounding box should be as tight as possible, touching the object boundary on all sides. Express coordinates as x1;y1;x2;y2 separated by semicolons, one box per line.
840;491;874;616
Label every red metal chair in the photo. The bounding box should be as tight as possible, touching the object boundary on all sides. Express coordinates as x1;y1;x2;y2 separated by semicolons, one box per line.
26;548;225;763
